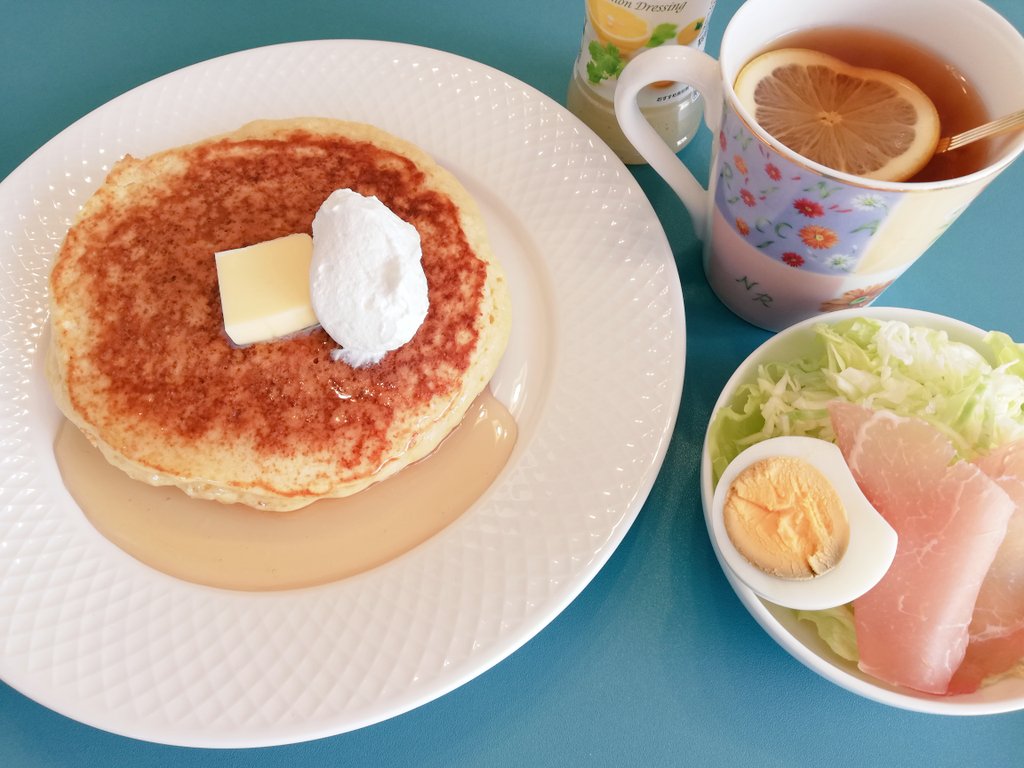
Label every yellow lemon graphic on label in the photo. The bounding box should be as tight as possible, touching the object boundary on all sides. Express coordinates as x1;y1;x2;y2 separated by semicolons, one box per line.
587;0;649;55
677;17;705;46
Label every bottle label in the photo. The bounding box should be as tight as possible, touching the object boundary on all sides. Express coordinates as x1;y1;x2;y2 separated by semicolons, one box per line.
574;0;717;109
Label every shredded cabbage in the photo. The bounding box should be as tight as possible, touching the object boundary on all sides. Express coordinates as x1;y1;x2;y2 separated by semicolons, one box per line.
709;318;1024;485
795;605;859;662
707;318;1024;668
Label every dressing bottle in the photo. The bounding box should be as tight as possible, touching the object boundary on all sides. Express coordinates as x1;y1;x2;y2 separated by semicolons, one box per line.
567;0;717;164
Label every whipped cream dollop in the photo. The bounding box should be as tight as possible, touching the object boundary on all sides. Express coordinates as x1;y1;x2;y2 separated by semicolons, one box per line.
310;189;429;368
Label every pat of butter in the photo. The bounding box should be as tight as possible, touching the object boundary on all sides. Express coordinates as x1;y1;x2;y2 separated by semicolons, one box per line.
214;233;318;346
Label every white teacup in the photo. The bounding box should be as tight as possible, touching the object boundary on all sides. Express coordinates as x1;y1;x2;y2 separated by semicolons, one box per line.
614;0;1024;331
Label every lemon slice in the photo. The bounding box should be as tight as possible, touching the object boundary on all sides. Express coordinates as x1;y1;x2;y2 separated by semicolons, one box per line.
587;0;649;54
734;48;941;182
677;17;706;46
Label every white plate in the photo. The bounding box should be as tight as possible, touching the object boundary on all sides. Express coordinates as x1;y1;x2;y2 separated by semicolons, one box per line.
0;41;685;746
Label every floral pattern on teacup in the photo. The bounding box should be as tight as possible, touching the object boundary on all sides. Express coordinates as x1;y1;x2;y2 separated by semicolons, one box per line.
819;280;895;313
713;110;903;276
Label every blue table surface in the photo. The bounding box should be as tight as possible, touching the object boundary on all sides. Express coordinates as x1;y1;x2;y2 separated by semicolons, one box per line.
2;1;1023;765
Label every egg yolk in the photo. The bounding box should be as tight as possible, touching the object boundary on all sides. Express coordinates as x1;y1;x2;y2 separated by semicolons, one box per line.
723;456;850;579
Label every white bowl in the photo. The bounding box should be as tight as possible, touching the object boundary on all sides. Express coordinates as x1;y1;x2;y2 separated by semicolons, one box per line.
699;306;1024;715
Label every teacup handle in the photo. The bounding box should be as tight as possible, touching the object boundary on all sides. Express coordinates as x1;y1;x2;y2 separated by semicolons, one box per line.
614;46;724;241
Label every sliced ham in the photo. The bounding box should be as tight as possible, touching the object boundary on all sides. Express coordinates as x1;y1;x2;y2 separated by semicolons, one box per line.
948;441;1024;693
828;401;1014;695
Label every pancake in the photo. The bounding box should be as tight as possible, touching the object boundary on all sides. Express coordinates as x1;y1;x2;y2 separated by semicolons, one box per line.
47;118;511;511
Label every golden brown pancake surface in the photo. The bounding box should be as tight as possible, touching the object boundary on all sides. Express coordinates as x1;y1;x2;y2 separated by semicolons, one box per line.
48;119;510;510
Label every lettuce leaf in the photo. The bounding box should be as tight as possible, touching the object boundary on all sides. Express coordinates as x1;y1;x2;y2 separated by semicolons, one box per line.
796;605;858;662
709;318;1024;485
985;330;1024;377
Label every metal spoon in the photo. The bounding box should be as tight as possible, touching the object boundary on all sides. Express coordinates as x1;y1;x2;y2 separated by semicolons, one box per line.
935;107;1024;153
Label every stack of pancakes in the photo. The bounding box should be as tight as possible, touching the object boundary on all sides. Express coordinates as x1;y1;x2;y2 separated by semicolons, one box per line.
47;118;511;511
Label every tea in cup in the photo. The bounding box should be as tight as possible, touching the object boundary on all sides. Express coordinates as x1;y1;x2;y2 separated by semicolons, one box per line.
614;0;1024;330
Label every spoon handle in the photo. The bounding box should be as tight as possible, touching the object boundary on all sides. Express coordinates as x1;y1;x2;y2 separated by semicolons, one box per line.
935;108;1024;153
